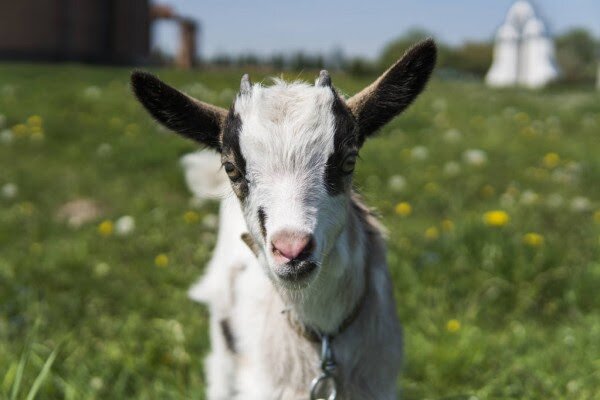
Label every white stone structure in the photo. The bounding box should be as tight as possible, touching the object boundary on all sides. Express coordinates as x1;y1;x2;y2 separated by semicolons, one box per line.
486;1;559;88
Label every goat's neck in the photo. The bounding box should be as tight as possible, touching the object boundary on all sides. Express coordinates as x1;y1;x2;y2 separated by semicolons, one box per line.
280;196;370;334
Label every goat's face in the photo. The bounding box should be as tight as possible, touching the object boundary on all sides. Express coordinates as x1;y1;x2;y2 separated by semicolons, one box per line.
132;39;437;289
220;79;359;286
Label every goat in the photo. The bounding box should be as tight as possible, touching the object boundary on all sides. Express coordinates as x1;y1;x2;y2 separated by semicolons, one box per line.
131;38;436;400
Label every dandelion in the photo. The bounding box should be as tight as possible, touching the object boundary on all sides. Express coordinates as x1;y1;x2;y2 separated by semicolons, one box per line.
394;202;412;217
183;210;200;224
115;215;135;236
463;149;488;167
1;183;18;199
483;210;509;227
98;220;114;237
12;123;28;138
543;152;560;169
425;226;439;241
155;253;169;268
441;219;455;232
446;319;461;333
523;232;544;247
27;115;42;128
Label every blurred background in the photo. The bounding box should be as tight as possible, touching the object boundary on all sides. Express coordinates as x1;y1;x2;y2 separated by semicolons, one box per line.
0;1;599;399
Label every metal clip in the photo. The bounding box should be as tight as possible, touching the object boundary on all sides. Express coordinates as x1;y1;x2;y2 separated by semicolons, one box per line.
309;335;338;400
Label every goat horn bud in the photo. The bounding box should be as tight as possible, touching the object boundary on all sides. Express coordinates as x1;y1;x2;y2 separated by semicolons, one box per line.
315;70;331;87
240;74;252;95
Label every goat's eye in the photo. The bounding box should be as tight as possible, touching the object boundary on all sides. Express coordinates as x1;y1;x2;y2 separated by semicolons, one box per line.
223;162;242;181
341;153;357;174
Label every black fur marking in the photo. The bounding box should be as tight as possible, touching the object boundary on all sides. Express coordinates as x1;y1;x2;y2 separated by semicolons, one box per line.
324;91;359;195
351;38;437;143
130;71;224;150
219;318;237;353
257;207;267;240
222;110;249;200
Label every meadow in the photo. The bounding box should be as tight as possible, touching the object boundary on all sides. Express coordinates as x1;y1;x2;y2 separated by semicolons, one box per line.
0;63;599;399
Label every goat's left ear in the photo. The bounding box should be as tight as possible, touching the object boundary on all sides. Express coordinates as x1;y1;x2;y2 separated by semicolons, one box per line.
131;71;227;150
347;38;437;142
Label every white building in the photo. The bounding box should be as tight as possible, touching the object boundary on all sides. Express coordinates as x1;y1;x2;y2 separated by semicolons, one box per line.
486;1;560;89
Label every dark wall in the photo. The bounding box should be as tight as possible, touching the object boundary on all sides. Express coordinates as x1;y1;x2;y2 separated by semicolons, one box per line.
0;0;150;64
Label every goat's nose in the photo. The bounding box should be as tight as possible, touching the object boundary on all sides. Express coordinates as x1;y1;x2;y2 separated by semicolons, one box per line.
271;230;315;264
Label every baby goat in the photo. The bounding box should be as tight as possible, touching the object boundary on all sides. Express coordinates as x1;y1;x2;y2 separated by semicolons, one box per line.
132;38;436;400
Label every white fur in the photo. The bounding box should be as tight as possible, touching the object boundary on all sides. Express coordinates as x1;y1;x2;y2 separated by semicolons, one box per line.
184;80;402;399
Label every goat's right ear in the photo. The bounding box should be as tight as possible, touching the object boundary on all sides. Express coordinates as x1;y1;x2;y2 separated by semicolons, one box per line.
131;71;227;150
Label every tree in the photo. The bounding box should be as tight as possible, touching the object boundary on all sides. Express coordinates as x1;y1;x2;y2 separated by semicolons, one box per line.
555;28;599;83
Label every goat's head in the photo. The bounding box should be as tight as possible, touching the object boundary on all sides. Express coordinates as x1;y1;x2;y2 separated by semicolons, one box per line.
132;39;436;289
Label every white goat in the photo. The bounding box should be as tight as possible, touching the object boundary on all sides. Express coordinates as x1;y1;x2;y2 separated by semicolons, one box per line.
131;38;436;400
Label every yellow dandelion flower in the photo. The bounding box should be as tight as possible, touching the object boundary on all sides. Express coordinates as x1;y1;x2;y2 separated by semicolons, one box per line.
155;253;169;268
446;319;461;333
98;220;114;237
514;112;530;124
425;226;439;240
523;232;544;247
183;210;200;224
483;210;510;227
394;202;412;217
543;152;560;169
27;115;43;128
12;123;28;137
441;219;455;232
593;211;600;224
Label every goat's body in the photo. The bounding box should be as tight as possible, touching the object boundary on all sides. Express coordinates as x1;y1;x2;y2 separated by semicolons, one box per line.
186;154;402;399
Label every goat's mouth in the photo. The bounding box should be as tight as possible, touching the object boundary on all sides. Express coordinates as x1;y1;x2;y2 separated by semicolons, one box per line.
273;260;318;286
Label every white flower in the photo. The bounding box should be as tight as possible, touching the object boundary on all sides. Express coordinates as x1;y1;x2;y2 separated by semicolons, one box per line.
1;183;18;199
96;143;112;157
0;129;13;144
520;190;539;205
90;377;104;391
84;86;101;99
546;193;564;208
570;196;591;212
202;213;219;229
115;215;135;236
463;149;488;167
411;146;429;161
443;129;462;143
388;175;406;192
443;161;461;177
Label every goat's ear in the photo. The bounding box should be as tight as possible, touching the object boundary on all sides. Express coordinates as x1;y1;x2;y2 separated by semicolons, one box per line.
131;71;227;150
347;38;436;141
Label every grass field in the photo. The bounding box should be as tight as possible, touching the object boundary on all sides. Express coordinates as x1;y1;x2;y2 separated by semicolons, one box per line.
0;63;599;399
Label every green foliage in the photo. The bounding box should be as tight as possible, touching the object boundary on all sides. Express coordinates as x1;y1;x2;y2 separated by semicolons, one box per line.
1;64;600;399
556;28;599;84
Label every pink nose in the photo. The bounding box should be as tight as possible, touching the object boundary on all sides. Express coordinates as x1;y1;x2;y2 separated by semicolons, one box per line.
271;230;315;264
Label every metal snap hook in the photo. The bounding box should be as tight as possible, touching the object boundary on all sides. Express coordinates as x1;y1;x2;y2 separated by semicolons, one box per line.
309;372;337;400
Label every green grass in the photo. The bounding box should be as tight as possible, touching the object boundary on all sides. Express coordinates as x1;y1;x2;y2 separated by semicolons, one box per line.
1;63;599;399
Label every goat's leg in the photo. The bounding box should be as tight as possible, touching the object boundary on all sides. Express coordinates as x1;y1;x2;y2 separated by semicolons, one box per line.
205;314;236;400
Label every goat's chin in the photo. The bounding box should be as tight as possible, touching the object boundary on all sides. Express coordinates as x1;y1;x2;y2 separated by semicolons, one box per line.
269;260;319;291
